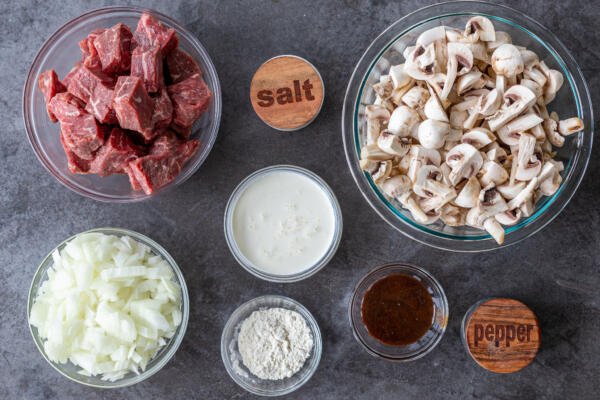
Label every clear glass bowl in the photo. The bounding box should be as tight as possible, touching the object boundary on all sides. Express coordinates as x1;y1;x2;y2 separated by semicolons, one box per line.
27;228;190;388
342;1;593;251
220;295;322;397
349;263;448;362
224;165;343;283
23;6;222;202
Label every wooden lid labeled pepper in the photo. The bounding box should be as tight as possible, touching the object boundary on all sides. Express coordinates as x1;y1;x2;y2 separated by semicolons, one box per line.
250;55;324;131
462;298;541;373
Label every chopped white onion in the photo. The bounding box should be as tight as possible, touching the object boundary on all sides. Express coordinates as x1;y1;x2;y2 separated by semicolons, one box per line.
29;232;182;382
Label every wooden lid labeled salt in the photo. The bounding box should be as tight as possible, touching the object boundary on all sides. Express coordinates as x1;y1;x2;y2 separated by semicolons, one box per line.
250;55;324;131
462;298;541;373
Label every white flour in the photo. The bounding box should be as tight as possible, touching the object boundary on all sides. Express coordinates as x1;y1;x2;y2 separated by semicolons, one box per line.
237;307;313;380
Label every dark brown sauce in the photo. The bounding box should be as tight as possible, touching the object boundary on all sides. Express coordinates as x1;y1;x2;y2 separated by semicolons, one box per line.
361;274;434;346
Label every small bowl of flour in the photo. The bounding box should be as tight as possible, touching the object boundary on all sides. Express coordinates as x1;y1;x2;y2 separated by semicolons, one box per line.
221;295;322;396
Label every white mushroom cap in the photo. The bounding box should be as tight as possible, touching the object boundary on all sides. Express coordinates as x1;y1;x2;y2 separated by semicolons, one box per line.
507;177;538;210
491;44;524;78
487;31;512;52
389;64;412;89
423;88;449;122
483;218;505;244
441;42;474;100
543;69;564;104
371;160;392;183
445;143;484;185
496;113;544;146
495;208;522;226
487;85;537;131
388;105;421;137
407;145;442;182
456;70;484;95
542;118;564;147
416;26;447;46
399;193;440;224
454;176;481;208
401;85;430;109
404;44;437;80
418;119;450;149
361;144;393;161
558;117;584;136
515;133;542;181
440;204;466;226
486;142;508;164
497;181;526;199
478;186;509;221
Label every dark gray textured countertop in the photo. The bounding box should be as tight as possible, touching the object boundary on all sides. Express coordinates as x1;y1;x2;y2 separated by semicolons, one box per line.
1;1;599;399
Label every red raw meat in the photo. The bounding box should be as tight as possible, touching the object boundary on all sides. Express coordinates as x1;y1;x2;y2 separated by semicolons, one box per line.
66;65;114;103
126;132;199;194
38;70;67;122
62;63;81;88
166;48;201;84
85;83;117;124
133;13;178;55
90;128;145;176
170;123;192;139
130;45;163;93
60;129;91;174
79;29;105;72
167;73;212;129
112;76;156;139
152;89;173;128
48;92;86;122
93;23;133;75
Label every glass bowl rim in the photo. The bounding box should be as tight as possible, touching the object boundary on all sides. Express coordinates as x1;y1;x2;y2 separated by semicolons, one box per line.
349;262;449;362
219;294;323;397
26;227;190;388
223;164;343;283
341;0;593;252
22;5;222;203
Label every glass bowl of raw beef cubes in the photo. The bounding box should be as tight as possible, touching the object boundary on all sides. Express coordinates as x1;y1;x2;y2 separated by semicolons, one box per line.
23;6;221;202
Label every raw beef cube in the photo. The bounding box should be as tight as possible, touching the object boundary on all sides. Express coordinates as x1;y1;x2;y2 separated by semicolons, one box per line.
60;129;91;174
113;76;156;139
169;123;192;139
90;128;145;176
62;63;81;88
79;29;105;71
130;45;163;93
38;70;66;122
152;89;173;128
133;13;178;55
48;92;86;122
166;48;201;84
125;165;142;191
60;113;104;160
167;74;212;128
149;130;181;155
126;134;199;194
66;65;114;103
93;23;133;75
85;83;117;124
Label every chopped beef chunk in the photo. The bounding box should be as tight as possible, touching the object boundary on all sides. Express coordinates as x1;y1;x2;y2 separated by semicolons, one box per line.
38;70;67;122
167;73;212;129
79;29;106;72
166;48;201;84
112;76;156;140
126;132;199;194
85;83;117;124
133;13;178;55
48;92;86;122
66;65;114;103
169;123;192;139
93;23;133;75
152;89;173;129
62;63;81;88
60;128;91;174
90;128;146;176
130;45;163;93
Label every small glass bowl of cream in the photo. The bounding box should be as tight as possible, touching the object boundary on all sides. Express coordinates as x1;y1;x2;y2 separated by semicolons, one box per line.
224;165;342;282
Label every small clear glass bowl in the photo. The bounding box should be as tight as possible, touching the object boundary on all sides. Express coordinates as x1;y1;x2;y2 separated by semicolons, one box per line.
349;263;449;362
23;6;222;202
27;228;190;388
224;165;343;283
220;295;322;397
342;1;593;251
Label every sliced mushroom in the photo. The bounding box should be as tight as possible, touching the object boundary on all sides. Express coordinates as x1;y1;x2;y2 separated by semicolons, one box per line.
520;197;535;217
381;175;412;199
461;127;495;149
483;218;505;244
497;181;526;199
491;44;524;78
441;42;474;100
487;85;537;131
423;87;449;122
496;113;544;146
440;204;466;226
365;105;391;144
542;118;564;147
478;160;509;187
371;160;392;183
558;117;584;136
361;144;393;161
507;177;538;210
389;64;412;89
388;105;421;137
464;16;496;42
418;119;450;149
515;133;541;181
416;26;447;46
456;70;484;95
478;186;508;221
454;176;481;208
402;85;430;109
543;69;564;104
377;131;411;156
486;31;512;53
407;145;442;182
486;142;508;164
495;208;522;226
372;75;394;99
445;143;483;185
404;44;437;81
399;192;440;224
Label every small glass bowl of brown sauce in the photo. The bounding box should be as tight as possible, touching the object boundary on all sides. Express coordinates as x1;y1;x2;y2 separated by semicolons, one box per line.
349;263;448;361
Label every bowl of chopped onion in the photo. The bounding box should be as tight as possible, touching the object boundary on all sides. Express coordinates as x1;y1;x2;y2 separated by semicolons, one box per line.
27;228;189;388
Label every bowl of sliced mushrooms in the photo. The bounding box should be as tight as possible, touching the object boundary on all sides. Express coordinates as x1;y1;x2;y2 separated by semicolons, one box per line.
342;1;593;251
